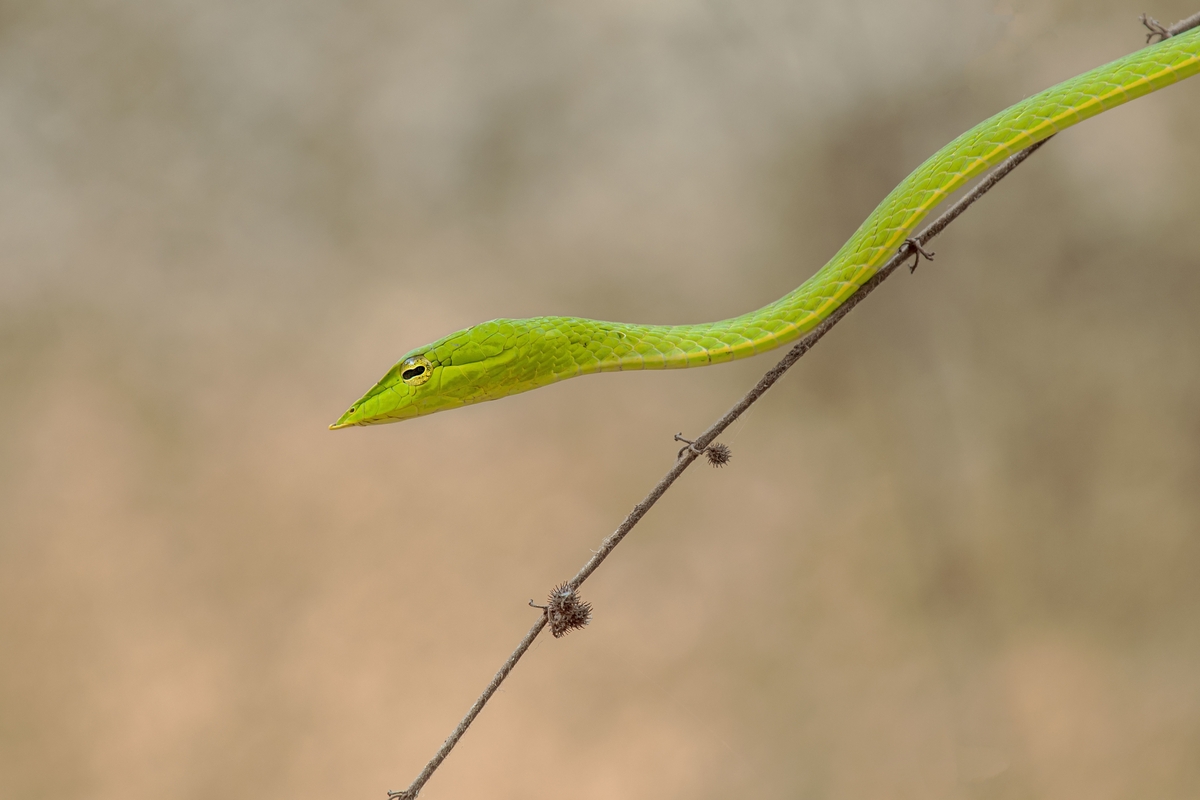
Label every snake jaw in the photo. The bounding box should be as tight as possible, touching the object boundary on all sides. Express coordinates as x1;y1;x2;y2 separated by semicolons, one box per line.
329;361;425;428
330;322;532;428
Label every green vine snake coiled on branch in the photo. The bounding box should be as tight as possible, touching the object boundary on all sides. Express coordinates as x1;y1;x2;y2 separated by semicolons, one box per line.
331;30;1200;429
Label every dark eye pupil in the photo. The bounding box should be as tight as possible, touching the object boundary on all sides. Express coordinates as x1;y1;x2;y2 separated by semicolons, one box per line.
402;365;426;380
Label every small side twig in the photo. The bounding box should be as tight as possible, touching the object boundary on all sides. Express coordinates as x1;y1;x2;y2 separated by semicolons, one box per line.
1142;13;1170;42
902;237;936;273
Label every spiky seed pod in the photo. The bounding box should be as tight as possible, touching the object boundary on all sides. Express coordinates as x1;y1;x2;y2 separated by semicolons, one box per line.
544;583;592;638
705;442;732;468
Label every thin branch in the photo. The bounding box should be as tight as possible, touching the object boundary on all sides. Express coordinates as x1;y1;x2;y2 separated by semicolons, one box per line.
1170;10;1200;34
386;12;1196;796
387;617;547;799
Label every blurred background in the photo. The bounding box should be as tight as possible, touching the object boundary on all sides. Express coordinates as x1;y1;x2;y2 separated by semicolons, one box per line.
3;1;1199;798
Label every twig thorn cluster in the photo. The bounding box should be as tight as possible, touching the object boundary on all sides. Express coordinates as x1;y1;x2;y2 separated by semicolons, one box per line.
530;584;592;638
674;433;733;467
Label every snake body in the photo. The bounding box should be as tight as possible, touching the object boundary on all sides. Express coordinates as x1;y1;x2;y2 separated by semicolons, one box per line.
332;30;1200;428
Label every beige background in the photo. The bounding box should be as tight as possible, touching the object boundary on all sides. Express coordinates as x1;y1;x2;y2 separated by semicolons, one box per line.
3;1;1200;798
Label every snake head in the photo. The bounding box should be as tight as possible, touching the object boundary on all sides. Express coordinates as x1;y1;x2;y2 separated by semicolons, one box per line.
329;321;526;428
328;350;433;428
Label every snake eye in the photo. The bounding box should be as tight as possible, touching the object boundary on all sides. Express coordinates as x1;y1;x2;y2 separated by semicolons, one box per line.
400;355;433;386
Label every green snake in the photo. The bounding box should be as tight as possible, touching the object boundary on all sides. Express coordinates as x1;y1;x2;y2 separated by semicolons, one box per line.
332;30;1200;429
